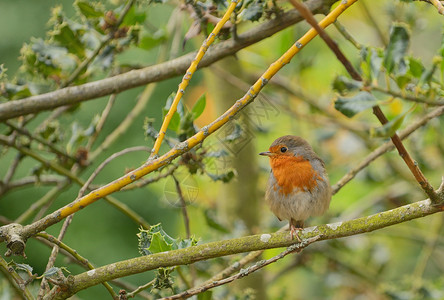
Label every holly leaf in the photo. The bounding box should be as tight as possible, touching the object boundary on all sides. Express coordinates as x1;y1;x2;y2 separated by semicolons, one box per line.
240;0;264;21
384;24;410;75
335;91;378;118
148;232;173;254
332;75;363;94
138;224;177;255
75;0;104;18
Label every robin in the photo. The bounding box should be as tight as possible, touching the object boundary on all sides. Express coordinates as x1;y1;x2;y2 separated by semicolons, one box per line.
259;135;331;240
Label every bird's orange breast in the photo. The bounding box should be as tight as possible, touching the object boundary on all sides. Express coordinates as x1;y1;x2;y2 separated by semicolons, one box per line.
270;155;320;195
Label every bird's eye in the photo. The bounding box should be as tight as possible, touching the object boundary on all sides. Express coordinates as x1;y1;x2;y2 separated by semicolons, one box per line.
280;147;287;153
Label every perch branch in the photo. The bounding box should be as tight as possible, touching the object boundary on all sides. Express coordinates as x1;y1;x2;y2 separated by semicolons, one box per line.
44;188;444;299
160;236;320;300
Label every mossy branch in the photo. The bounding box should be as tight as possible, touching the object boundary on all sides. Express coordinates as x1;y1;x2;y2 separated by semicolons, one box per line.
44;188;444;299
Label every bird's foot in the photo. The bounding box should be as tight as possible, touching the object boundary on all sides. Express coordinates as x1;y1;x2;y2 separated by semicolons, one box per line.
290;225;302;242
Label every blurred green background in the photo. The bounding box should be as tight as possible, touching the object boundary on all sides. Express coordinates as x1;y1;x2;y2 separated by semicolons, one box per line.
1;0;444;299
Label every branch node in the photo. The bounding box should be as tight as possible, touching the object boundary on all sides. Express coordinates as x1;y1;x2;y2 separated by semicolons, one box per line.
0;223;27;257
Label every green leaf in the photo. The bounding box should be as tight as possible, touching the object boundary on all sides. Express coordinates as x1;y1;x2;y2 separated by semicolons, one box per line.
163;92;182;132
360;47;382;81
370;105;414;138
178;113;196;141
122;6;146;26
177;236;199;249
383;24;410;74
191;94;206;119
408;57;424;78
51;22;86;57
148;232;173;254
138;224;177;255
153;268;174;290
419;63;437;86
139;30;167;51
207;170;235;183
395;75;411;90
240;0;264;21
198;291;213;300
3;83;32;100
332;75;363;94
75;0;103;18
204;209;230;233
335;91;378;118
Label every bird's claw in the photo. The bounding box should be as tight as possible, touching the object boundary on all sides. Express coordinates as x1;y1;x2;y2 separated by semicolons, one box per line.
290;226;302;242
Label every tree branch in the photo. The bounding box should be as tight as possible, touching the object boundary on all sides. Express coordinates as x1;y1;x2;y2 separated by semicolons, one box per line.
290;0;438;202
0;0;336;121
332;105;444;194
0;0;354;256
150;0;239;158
44;187;444;299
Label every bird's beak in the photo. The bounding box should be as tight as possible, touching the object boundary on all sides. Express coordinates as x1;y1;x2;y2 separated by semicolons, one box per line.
259;151;274;157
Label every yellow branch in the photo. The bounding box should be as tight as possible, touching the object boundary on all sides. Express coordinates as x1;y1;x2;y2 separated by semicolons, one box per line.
430;0;444;15
35;0;358;225
150;0;240;158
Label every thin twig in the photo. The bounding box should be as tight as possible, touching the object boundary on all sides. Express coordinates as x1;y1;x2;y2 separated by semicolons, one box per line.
5;121;76;163
0;255;34;299
36;232;117;298
371;85;444;106
37;216;75;299
89;83;156;161
172;175;191;238
332;105;444;194
291;0;438;202
79;146;151;197
3;153;23;185
121;164;178;191
86;94;117;151
360;0;387;46
63;0;136;87
150;0;240;158
126;279;155;299
160;236;320;300
333;21;362;49
289;0;361;80
43;0;136;122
